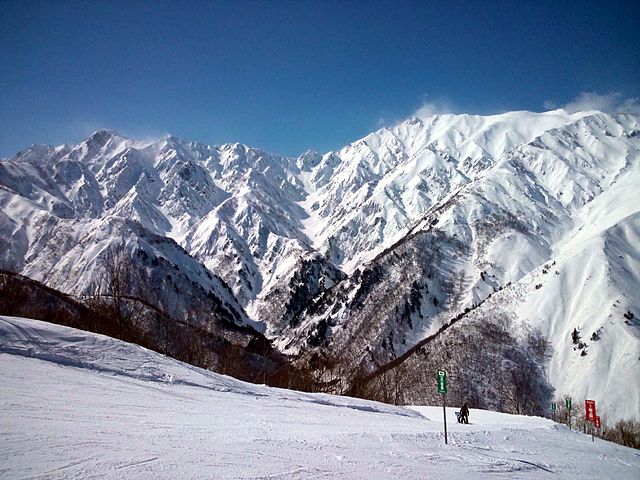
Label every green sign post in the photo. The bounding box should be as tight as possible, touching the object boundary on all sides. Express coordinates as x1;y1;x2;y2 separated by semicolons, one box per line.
551;402;557;421
437;370;448;444
437;369;447;394
566;397;572;430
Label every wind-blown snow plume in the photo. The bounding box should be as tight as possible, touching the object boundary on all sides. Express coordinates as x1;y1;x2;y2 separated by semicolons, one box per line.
556;91;640;115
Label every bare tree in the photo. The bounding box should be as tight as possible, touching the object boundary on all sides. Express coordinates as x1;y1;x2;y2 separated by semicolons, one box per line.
97;246;145;340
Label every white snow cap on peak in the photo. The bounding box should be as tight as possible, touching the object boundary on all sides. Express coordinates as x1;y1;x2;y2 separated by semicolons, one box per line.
88;128;125;139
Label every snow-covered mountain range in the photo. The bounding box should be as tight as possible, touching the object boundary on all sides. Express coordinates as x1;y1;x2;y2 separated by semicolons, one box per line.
1;109;638;420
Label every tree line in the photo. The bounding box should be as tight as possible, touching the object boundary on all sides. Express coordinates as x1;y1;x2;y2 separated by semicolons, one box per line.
0;246;317;391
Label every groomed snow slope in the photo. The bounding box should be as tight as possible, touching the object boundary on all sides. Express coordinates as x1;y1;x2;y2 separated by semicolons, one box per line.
1;316;638;479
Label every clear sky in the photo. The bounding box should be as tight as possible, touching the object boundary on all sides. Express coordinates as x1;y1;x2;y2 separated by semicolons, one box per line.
1;0;639;157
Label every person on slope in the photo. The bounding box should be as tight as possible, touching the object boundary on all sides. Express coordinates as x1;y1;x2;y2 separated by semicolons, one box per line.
460;403;470;424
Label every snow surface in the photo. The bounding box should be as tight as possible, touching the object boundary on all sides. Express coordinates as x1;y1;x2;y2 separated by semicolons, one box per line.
1;316;638;479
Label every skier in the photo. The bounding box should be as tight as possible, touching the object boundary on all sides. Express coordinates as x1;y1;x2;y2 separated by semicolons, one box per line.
460;403;469;424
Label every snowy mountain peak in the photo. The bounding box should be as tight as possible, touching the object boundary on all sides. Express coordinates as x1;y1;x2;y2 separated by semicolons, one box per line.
89;128;125;140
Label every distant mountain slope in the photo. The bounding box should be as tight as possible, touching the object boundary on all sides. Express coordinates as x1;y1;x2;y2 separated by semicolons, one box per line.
286;111;639;421
301;109;595;271
1;109;638;420
286;111;639;339
0;132;313;330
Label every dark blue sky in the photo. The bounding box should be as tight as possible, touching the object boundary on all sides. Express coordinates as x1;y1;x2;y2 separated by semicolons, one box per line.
2;0;639;157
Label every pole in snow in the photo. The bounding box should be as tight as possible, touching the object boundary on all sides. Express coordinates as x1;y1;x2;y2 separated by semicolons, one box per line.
585;400;597;442
594;415;601;442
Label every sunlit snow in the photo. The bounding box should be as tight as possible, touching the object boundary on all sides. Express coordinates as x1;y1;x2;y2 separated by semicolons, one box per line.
1;316;638;479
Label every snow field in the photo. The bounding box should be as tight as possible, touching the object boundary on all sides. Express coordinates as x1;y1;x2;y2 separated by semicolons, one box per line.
1;316;638;479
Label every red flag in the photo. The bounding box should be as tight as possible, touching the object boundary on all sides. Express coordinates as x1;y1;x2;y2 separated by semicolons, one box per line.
594;416;601;429
585;399;596;421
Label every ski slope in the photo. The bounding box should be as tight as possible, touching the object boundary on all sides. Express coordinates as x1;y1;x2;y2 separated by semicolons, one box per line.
1;316;638;479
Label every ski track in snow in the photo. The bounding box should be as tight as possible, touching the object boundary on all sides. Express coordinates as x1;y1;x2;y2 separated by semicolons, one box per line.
1;316;638;479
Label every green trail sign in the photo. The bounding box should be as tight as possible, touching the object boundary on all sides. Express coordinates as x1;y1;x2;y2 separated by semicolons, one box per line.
436;369;448;445
551;402;557;412
437;370;447;394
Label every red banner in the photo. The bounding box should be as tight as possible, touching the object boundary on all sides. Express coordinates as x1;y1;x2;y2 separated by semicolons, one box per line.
594;416;601;429
585;399;596;421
